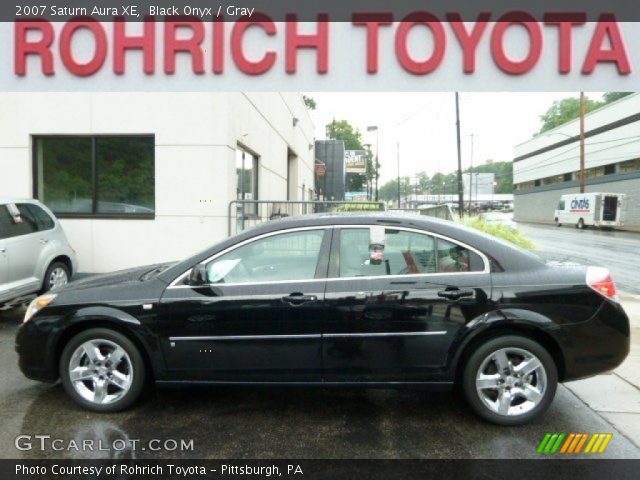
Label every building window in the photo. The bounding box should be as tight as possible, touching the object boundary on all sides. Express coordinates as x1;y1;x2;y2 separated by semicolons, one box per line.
563;173;573;182
619;158;640;173
236;146;259;214
604;164;616;175
585;166;605;179
34;136;155;217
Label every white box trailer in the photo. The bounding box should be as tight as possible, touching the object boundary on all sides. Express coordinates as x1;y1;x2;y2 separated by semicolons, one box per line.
554;193;627;229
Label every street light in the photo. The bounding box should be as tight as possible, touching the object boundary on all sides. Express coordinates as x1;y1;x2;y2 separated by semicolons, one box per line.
367;126;379;201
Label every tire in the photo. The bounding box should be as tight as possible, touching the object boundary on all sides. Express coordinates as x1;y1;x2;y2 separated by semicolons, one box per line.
60;328;146;412
462;335;558;426
555;218;561;227
42;261;70;293
577;218;585;230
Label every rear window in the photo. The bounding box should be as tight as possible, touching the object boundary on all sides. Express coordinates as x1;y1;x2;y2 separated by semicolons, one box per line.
21;203;55;231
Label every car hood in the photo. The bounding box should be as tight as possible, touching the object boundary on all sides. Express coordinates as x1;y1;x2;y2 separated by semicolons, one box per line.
60;263;176;291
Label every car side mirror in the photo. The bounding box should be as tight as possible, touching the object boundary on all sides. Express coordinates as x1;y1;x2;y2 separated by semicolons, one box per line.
189;264;208;286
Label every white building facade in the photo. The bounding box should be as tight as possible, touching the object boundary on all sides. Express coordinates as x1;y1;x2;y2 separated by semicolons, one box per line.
0;92;315;272
513;93;640;229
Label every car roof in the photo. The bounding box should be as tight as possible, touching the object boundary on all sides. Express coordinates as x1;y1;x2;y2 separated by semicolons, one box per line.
159;212;544;283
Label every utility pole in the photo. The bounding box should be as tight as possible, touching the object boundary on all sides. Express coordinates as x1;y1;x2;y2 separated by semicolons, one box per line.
396;141;401;208
455;93;464;217
579;92;586;193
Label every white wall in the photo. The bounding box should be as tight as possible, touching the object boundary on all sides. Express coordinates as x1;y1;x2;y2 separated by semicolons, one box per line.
0;92;315;272
514;93;640;184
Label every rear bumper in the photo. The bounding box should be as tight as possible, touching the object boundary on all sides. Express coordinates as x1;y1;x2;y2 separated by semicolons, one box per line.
561;299;630;381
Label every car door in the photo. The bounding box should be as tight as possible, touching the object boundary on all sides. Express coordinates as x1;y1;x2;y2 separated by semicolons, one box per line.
158;227;331;383
323;226;492;383
0;203;42;298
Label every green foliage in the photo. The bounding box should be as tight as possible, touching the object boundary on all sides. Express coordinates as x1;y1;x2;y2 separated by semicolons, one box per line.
538;92;633;134
466;161;513;194
326;119;364;150
538;96;603;134
303;95;317;110
333;203;383;212
378;161;513;199
602;92;632;104
462;218;536;250
378;178;412;201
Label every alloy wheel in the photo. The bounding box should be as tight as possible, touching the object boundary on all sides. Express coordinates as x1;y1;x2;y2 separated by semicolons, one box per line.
475;347;548;417
49;267;68;290
68;339;133;405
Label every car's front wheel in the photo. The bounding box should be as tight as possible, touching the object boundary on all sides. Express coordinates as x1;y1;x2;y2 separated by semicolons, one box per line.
60;328;145;412
462;335;558;425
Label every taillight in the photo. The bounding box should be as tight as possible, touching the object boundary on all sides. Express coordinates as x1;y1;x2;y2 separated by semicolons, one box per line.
586;266;618;300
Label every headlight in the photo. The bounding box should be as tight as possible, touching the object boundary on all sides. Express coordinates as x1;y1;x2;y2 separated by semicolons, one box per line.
23;294;57;323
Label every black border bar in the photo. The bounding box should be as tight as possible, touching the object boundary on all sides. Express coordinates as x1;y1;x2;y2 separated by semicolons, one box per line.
6;1;640;22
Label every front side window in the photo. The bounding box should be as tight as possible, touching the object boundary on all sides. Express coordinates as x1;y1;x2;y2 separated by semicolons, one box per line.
338;228;484;278
204;229;325;284
34;136;155;217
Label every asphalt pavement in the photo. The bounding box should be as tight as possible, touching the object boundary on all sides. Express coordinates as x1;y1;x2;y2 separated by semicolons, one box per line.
519;222;640;295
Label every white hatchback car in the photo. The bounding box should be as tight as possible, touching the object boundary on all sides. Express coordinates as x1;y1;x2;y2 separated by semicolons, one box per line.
0;199;77;307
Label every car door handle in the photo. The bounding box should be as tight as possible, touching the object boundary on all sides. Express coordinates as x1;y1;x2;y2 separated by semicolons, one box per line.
282;293;318;305
0;247;5;253
39;238;49;244
437;289;475;301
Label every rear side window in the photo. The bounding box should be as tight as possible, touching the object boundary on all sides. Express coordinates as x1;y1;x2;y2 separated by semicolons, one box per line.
22;203;55;231
338;228;485;277
0;204;37;238
437;238;485;273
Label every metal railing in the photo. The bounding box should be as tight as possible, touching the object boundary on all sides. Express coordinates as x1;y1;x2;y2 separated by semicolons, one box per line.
228;200;386;236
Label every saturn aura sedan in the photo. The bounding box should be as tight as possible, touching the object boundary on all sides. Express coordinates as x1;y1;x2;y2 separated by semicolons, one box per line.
16;213;629;425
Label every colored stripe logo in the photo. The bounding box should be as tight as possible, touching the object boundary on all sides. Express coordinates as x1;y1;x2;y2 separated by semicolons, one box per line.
537;433;612;454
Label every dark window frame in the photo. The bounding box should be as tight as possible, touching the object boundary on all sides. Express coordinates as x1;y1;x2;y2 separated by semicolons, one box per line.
32;134;155;220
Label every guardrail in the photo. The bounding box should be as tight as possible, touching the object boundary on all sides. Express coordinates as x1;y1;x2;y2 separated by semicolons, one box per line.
228;200;386;236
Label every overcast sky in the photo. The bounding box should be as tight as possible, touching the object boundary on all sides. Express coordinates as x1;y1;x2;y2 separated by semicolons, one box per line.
307;92;603;184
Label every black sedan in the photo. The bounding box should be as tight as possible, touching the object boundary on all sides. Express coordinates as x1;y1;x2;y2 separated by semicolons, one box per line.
16;214;630;425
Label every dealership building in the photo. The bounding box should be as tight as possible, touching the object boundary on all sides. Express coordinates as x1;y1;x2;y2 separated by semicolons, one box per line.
0;92;315;272
513;93;640;229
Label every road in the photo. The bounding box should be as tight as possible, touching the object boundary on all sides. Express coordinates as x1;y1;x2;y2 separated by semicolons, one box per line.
0;306;639;460
519;223;640;295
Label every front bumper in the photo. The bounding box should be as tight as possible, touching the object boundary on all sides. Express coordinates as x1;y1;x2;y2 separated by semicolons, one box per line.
15;320;59;383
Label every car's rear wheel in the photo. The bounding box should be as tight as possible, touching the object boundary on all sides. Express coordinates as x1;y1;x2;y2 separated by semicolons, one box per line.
60;328;145;412
462;335;558;425
555;218;561;227
577;218;585;230
42;261;70;292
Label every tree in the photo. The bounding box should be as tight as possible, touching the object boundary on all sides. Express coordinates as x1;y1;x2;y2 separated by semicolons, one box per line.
465;161;513;194
538;92;633;134
602;92;632;104
303;95;316;110
326;119;364;150
538;96;603;134
378;178;411;202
